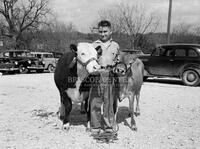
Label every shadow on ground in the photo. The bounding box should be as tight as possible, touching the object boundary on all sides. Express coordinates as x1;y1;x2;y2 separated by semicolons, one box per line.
32;105;131;127
116;106;130;123
70;105;130;126
145;78;184;86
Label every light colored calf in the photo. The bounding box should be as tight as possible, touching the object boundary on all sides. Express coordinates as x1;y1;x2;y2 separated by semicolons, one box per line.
116;52;144;131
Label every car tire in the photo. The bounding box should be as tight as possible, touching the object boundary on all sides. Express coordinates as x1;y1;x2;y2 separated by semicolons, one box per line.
19;65;28;74
36;70;44;73
48;64;55;73
143;76;148;81
8;71;15;74
182;70;200;86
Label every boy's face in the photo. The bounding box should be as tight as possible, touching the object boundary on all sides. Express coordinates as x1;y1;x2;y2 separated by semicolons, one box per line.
98;26;112;42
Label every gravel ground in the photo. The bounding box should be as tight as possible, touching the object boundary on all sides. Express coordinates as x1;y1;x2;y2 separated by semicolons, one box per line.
0;73;200;149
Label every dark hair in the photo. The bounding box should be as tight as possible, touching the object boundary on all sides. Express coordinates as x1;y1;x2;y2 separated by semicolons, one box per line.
98;20;111;28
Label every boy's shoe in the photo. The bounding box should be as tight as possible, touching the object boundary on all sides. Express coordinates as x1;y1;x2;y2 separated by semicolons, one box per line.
90;128;102;136
105;127;113;133
92;129;118;143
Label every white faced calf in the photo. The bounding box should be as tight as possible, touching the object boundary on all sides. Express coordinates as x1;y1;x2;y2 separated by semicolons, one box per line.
54;42;101;130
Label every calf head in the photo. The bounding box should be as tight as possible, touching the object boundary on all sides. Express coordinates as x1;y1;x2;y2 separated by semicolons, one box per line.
71;43;101;74
116;52;137;101
114;52;136;76
113;62;127;76
120;52;137;67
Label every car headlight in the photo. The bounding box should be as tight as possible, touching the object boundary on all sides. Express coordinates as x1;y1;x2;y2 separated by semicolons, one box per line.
14;61;18;65
42;61;45;65
28;60;31;64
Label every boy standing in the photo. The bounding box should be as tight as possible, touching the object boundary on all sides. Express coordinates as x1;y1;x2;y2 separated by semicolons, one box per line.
90;20;120;135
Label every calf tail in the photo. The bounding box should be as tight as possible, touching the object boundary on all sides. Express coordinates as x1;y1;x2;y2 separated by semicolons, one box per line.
59;90;72;124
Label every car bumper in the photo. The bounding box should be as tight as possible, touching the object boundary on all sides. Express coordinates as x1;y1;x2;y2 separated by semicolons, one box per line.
27;66;45;70
0;68;19;71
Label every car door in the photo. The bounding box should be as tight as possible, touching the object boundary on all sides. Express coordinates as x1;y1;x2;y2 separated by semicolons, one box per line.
145;47;174;76
172;47;200;76
171;47;186;76
44;53;56;68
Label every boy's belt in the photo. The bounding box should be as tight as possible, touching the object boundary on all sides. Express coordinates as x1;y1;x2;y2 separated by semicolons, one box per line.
100;65;115;70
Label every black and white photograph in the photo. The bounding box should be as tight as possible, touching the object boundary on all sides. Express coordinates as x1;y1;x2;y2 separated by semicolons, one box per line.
0;0;200;148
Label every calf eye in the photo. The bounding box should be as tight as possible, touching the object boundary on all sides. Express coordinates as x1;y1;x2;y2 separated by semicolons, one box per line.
81;53;85;56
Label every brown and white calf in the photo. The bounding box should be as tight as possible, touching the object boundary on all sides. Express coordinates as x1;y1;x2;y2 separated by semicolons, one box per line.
54;43;101;130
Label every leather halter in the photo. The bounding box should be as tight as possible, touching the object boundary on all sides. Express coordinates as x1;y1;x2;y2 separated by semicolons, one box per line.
76;57;98;69
114;59;136;76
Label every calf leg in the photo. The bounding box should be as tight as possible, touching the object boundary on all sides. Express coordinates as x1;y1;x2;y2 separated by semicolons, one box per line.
60;91;72;130
129;92;137;131
59;101;65;119
80;91;89;114
85;93;91;132
113;99;119;132
86;102;91;132
80;101;85;114
135;92;140;116
113;98;118;121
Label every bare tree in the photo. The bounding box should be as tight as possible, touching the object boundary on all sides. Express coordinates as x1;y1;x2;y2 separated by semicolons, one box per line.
171;23;198;43
192;26;200;37
31;19;78;52
0;0;50;48
97;2;160;49
48;19;76;33
172;23;193;35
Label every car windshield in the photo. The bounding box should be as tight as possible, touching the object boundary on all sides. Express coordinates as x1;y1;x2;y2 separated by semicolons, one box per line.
26;52;33;57
13;52;25;57
13;52;33;57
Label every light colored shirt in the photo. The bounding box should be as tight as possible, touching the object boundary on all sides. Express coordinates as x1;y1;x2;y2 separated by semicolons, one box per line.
93;39;120;67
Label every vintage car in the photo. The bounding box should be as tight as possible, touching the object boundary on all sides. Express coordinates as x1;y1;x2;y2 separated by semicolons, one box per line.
51;51;63;64
1;50;45;73
139;44;200;86
30;52;56;73
0;57;19;74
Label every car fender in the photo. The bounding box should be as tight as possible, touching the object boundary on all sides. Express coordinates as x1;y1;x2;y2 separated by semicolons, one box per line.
17;60;30;67
178;63;200;76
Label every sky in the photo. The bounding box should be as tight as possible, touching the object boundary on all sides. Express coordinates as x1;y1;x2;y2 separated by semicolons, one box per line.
50;0;200;33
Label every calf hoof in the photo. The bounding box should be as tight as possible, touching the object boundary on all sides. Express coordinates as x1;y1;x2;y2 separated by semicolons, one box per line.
62;123;70;131
113;124;119;132
86;127;91;132
131;126;137;131
134;112;140;117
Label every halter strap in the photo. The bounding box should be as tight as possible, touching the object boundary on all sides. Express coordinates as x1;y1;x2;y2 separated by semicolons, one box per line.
77;57;98;68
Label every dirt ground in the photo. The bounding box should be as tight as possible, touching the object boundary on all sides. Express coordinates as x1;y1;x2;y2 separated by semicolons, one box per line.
0;73;200;149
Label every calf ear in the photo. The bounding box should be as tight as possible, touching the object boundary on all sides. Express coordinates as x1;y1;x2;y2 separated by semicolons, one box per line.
70;44;77;53
95;46;102;56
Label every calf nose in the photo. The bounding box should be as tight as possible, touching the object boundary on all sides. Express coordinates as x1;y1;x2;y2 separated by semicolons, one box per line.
116;68;120;73
93;65;99;70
